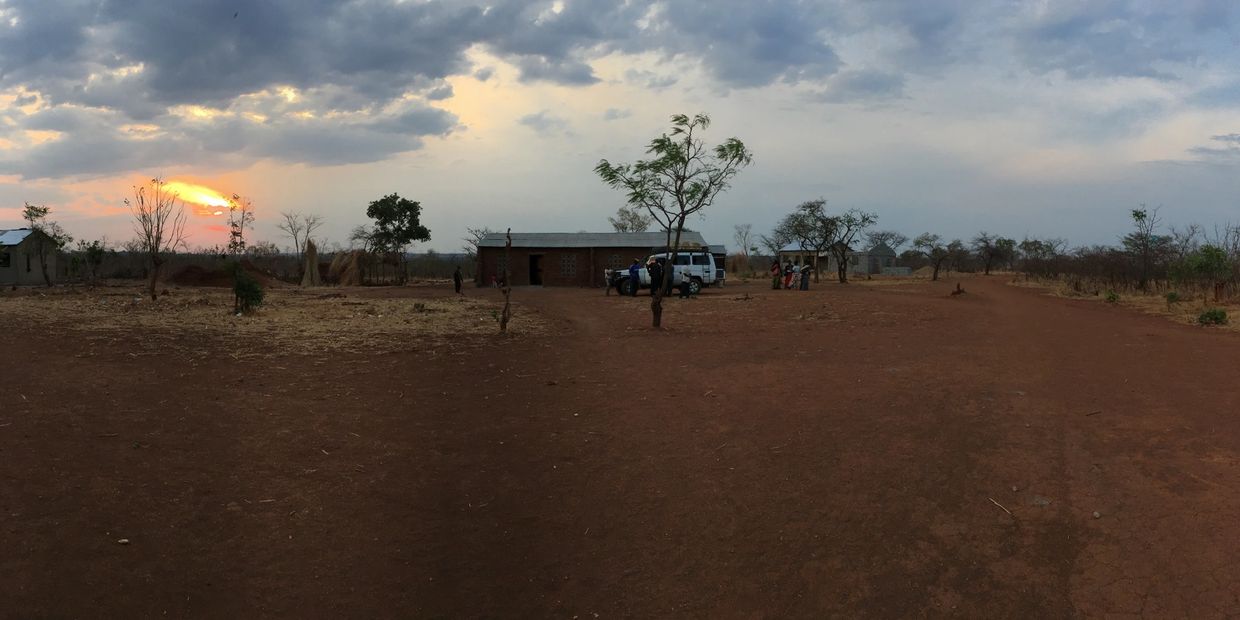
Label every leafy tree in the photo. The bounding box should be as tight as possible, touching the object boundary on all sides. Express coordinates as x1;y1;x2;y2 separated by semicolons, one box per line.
825;209;877;283
913;233;950;281
21;203;73;287
1181;244;1233;302
774;199;836;282
971;231;1015;275
596;113;752;328
946;239;970;274
364;193;431;284
127;178;188;301
607;205;652;233
76;238;109;284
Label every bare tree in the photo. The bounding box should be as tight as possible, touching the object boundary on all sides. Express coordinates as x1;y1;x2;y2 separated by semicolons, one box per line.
596;113;752;328
865;230;908;252
463;226;494;260
608;205;653;233
21;203;73;287
759;230;792;258
127;178;188;301
826;209;877;283
913;233;951;281
277;211;324;259
732;224;753;259
226;195;254;256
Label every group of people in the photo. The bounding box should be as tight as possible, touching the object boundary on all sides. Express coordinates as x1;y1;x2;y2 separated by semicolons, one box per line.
770;260;813;290
624;258;695;298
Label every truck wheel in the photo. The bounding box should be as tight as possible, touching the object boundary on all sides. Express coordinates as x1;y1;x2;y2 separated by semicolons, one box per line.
689;278;702;295
618;278;635;296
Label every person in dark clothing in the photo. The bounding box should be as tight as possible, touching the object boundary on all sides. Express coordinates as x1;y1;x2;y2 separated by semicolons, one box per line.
452;266;463;295
799;264;813;290
770;260;782;290
627;259;641;296
647;258;664;297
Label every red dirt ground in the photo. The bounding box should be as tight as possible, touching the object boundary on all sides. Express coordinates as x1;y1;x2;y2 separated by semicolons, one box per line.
3;277;1239;617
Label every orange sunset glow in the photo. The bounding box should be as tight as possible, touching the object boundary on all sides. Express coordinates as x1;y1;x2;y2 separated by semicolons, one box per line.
163;180;232;217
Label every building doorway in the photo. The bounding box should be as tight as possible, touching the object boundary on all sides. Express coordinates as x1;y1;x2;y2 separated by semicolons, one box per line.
528;254;544;285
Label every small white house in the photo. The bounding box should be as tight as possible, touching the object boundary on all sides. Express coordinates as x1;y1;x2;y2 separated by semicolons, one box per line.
0;228;60;286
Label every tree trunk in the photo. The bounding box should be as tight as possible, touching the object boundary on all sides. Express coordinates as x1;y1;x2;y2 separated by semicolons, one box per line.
148;257;162;301
500;229;512;332
35;240;52;287
932;258;943;281
813;253;821;283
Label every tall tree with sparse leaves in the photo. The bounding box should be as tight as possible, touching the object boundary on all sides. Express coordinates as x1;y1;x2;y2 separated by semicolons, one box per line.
596;113;752;328
21;203;73;287
127;178;188;301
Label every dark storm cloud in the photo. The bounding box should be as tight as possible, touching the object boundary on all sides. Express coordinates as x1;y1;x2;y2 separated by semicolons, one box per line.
4;1;1238;179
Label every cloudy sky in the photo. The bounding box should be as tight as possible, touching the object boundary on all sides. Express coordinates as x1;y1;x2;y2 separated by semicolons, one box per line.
2;0;1240;253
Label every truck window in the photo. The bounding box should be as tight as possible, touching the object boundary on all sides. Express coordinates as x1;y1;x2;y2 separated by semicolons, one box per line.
692;254;710;265
674;254;691;265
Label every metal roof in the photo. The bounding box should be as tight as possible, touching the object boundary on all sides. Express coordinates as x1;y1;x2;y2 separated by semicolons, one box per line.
0;228;34;247
478;231;712;249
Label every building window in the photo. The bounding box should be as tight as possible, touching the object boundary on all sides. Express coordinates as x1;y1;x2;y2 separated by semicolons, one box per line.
850;256;859;266
0;251;9;268
26;253;32;272
560;253;577;276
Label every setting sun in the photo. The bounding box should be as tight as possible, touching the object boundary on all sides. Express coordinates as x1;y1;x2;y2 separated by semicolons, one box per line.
162;180;231;216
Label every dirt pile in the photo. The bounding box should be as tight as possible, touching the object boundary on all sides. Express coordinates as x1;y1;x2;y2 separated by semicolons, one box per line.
329;250;365;286
301;240;323;287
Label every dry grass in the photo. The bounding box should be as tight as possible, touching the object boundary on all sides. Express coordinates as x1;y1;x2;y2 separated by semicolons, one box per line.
0;286;547;357
1009;277;1240;332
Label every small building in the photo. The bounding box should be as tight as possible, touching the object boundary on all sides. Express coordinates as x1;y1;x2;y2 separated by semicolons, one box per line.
777;241;898;276
0;228;60;286
477;231;724;287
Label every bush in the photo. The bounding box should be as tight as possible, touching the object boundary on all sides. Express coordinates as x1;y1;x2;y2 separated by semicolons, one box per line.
231;264;265;314
1166;291;1181;306
1104;290;1119;303
1198;308;1228;325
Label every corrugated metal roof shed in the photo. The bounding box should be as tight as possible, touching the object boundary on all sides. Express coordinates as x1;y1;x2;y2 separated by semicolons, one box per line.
478;231;711;249
0;228;34;247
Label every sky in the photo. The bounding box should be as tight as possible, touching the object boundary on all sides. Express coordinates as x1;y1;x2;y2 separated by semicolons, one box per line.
2;0;1240;254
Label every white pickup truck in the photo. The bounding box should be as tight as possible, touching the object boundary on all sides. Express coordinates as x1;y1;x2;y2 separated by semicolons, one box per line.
605;250;722;296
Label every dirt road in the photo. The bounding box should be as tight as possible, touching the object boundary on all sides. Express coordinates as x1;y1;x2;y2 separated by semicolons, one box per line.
2;277;1238;617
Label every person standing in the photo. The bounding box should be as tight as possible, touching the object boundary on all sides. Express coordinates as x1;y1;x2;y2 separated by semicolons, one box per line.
783;261;795;289
770;260;782;290
453;266;463;295
627;259;641;296
647;258;664;297
800;264;813;290
678;269;693;298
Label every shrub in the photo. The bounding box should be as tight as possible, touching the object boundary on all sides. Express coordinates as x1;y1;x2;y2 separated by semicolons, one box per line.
1198;308;1228;326
1104;290;1119;303
1166;291;1181;306
231;265;264;314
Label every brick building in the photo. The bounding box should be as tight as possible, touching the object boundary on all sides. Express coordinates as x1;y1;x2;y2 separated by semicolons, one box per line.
476;231;723;287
